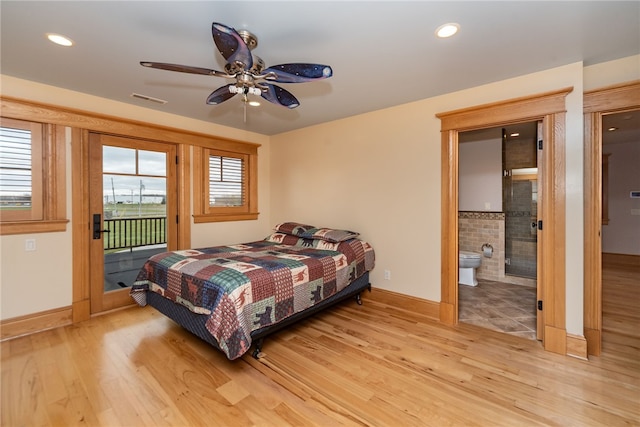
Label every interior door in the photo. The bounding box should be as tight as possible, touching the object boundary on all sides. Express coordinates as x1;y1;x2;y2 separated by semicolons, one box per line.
89;133;177;314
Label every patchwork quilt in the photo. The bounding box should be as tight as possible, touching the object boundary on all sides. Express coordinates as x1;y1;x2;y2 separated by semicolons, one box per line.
133;235;375;359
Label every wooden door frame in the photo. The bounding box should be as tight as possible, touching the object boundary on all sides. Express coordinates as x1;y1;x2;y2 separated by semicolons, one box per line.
87;133;178;314
73;131;190;320
583;80;640;356
436;87;572;355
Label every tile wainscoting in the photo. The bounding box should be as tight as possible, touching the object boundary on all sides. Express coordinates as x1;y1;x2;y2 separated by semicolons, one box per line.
458;211;536;287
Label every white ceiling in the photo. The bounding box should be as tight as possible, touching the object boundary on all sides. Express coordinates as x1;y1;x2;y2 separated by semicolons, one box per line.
1;1;639;136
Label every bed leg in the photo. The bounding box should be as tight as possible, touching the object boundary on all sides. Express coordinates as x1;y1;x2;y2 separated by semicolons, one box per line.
252;338;265;359
355;293;363;305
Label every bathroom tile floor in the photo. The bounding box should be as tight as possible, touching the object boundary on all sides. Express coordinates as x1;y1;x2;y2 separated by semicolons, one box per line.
459;279;538;340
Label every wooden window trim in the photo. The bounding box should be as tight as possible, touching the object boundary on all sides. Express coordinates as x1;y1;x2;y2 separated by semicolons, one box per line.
193;145;258;223
0;118;67;235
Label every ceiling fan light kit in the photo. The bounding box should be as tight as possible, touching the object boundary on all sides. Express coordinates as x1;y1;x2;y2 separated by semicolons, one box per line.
141;21;333;110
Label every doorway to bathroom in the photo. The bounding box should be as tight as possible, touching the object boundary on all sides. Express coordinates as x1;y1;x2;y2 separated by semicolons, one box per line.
457;120;539;340
438;88;571;355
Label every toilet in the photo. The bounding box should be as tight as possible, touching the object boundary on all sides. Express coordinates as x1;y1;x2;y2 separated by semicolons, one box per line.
459;251;482;286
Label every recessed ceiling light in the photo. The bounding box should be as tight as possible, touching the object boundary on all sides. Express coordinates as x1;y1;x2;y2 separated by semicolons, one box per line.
608;127;618;132
435;23;460;38
248;101;261;107
46;33;74;47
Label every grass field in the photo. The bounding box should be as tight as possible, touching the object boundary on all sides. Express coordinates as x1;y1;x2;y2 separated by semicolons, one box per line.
104;202;166;218
103;203;166;251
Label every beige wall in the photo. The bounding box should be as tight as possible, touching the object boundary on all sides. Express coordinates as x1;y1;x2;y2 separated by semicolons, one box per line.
602;140;640;255
583;55;640;91
0;127;74;316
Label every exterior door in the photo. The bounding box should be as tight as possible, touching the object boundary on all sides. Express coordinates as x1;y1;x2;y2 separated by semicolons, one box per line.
89;133;177;313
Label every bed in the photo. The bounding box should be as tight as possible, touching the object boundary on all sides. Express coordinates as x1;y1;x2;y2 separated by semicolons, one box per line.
130;222;375;360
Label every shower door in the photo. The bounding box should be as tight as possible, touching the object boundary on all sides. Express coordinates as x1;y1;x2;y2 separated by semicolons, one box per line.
503;128;538;279
504;175;538;278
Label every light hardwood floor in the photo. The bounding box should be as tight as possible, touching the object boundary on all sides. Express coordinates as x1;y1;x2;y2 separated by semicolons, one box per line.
2;261;638;426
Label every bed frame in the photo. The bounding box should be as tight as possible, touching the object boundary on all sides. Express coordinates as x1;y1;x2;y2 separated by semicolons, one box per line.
146;271;371;359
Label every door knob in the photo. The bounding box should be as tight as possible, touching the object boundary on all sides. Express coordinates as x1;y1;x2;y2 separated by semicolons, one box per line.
92;213;110;239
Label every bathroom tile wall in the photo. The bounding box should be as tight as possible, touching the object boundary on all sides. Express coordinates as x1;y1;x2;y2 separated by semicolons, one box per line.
504;138;537;169
459;211;537;287
458;212;504;281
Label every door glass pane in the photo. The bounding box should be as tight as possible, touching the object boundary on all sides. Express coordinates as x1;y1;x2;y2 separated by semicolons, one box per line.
103;146;136;174
102;147;168;293
139;150;166;176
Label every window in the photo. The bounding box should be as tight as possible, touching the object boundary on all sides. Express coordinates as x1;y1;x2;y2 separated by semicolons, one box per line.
209;154;244;207
0;118;42;221
193;145;258;222
0;116;67;234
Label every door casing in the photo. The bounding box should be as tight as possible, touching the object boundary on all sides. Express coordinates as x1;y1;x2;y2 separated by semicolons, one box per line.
436;87;572;355
583;80;640;356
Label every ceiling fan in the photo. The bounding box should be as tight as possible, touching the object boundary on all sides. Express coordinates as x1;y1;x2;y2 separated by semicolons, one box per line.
141;22;333;109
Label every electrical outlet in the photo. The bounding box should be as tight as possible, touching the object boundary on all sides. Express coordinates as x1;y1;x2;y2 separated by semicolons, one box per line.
384;270;391;280
25;239;36;252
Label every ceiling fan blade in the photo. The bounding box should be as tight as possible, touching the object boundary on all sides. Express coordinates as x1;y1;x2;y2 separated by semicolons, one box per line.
140;62;228;78
212;22;253;70
260;84;300;109
206;84;236;105
263;63;333;83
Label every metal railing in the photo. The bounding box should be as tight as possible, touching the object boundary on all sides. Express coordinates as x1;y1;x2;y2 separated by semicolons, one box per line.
103;217;166;250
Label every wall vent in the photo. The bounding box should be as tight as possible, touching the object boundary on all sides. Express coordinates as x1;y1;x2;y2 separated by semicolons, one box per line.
130;93;168;104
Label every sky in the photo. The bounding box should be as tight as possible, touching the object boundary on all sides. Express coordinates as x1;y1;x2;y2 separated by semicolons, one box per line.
102;146;166;203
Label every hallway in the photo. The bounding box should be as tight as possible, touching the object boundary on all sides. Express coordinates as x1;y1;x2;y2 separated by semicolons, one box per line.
601;257;640;356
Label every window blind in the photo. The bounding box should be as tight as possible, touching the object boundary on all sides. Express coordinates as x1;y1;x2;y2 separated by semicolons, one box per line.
0;126;32;207
208;155;244;207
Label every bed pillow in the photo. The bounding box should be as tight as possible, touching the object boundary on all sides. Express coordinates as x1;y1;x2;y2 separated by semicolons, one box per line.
299;227;360;243
264;232;342;250
273;221;316;236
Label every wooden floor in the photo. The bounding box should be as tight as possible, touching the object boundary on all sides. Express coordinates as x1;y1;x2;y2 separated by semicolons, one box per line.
2;262;638;426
